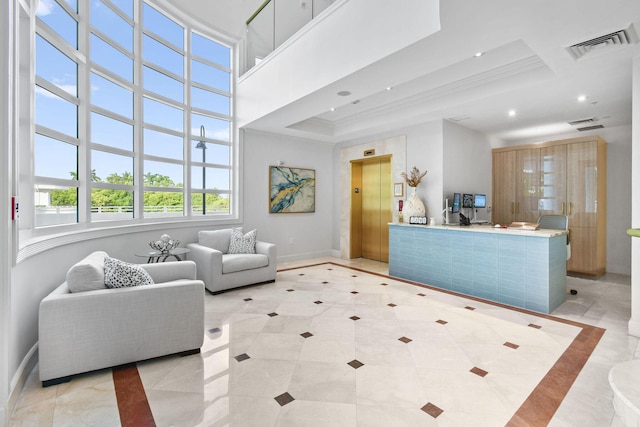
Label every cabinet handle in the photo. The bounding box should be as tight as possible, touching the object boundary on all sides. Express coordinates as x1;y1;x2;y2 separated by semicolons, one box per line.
511;202;514;214
569;202;572;215
561;202;565;215
517;202;520;214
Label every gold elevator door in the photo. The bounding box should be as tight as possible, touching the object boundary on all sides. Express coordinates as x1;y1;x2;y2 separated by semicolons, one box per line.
350;156;391;262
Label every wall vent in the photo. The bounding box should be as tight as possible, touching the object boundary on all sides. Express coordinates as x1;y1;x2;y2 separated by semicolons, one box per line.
567;117;597;126
566;24;638;59
577;124;604;132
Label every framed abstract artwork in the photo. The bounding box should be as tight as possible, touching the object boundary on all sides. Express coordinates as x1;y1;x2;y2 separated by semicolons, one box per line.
269;166;316;213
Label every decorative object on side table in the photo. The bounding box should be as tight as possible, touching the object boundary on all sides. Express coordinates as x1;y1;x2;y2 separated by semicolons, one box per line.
149;234;181;253
400;166;427;219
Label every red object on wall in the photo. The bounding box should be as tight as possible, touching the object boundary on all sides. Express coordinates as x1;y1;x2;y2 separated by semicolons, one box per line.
398;200;403;212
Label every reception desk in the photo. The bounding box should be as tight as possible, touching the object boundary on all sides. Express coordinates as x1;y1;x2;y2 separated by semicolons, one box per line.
388;223;567;314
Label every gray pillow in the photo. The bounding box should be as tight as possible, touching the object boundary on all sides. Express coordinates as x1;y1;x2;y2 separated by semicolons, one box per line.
104;257;154;288
228;228;257;254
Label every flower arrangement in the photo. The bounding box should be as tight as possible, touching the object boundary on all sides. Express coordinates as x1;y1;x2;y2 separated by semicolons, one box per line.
149;234;181;253
401;166;427;187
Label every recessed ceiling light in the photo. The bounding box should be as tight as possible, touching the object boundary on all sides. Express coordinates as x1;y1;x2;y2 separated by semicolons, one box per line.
337;91;351;97
386;86;392;91
508;109;516;117
577;95;587;102
330;107;336;112
474;52;484;57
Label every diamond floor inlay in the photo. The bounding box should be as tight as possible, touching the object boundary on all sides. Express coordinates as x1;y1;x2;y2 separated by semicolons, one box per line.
10;258;619;427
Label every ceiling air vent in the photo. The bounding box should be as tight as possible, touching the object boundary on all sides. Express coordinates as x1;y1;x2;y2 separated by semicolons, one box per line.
577;124;604;132
566;24;638;59
567;117;597;126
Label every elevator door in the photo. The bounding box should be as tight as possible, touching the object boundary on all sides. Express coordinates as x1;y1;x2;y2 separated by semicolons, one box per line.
357;157;391;262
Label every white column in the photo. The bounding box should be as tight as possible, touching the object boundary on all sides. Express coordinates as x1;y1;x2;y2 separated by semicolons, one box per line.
0;1;13;425
629;52;640;337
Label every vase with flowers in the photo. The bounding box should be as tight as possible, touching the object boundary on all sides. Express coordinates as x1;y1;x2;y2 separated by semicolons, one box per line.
400;166;427;220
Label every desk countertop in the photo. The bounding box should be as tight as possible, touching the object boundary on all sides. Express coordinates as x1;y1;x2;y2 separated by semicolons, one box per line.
389;222;567;238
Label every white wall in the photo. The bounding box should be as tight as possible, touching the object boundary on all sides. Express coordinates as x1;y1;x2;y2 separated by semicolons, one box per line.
241;129;335;261
443;120;493;223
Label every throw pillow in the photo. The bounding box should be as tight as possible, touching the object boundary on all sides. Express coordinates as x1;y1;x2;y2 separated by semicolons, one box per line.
228;228;257;254
104;257;154;288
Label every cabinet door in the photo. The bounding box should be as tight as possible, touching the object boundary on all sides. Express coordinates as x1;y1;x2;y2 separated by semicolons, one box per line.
515;149;540;222
539;145;567;216
492;151;516;224
567;141;598;228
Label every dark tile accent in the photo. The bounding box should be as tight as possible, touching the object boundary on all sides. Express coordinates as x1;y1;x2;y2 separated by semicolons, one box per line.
234;353;250;362
421;402;443;418
327;268;333;270
470;367;488;377
299;273;305;276
351;275;358;278
287;289;295;292
268;312;279;317
322;281;329;284
351;291;359;294
417;293;426;297
350;316;361;321
113;364;155;427
243;298;253;302
528;323;542;329
314;300;323;304
380;282;388;286
388;303;397;307
398;336;412;344
274;392;295;406
464;306;476;311
300;332;313;338
348;359;364;369
504;342;520;349
436;320;448;325
208;327;221;334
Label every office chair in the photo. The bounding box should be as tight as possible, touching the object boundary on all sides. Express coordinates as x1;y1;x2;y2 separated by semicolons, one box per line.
538;214;576;295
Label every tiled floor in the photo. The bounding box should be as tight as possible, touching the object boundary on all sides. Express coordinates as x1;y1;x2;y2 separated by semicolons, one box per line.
8;257;639;426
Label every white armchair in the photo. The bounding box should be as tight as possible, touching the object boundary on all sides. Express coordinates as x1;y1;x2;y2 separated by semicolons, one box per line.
39;252;205;386
187;228;277;293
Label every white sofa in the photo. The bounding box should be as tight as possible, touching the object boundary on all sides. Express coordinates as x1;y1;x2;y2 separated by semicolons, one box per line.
38;251;205;386
187;228;277;293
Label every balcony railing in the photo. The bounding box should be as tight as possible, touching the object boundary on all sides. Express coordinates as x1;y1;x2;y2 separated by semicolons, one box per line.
243;0;337;75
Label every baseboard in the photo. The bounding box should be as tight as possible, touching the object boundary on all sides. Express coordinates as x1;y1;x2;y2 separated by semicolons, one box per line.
277;250;338;263
6;343;38;425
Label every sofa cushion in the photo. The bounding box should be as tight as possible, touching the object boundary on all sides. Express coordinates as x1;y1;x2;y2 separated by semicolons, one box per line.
104;257;154;288
228;228;257;254
222;254;269;274
198;228;236;253
66;251;109;293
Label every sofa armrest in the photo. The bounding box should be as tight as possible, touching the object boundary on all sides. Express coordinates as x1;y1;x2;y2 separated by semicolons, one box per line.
186;243;223;288
140;260;197;282
255;241;276;263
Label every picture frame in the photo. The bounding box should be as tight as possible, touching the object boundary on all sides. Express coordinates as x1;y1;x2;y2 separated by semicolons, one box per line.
269;166;316;213
394;182;404;197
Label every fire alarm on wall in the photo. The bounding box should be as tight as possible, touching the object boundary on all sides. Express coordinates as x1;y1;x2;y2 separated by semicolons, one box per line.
11;196;19;221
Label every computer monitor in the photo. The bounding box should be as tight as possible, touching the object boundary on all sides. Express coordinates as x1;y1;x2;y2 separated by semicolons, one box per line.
451;193;461;213
462;193;473;209
474;194;486;209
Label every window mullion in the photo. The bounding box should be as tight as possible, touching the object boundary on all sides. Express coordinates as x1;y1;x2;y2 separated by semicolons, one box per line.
183;21;191;215
78;0;90;224
134;0;144;219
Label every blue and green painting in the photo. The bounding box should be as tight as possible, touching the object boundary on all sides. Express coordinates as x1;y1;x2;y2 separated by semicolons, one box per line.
270;167;315;213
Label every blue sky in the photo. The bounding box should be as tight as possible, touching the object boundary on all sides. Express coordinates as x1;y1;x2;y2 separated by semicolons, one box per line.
34;0;231;190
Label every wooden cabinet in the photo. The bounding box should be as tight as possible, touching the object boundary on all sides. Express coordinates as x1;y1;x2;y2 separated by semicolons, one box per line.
491;149;540;224
492;136;606;276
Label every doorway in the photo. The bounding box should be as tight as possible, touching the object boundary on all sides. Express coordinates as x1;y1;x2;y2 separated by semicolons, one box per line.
350;156;392;262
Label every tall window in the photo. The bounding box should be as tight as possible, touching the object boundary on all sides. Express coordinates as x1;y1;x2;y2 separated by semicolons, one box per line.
31;0;233;229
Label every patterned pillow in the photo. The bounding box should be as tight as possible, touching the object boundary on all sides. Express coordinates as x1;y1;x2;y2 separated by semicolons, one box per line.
228;228;257;254
104;257;154;288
